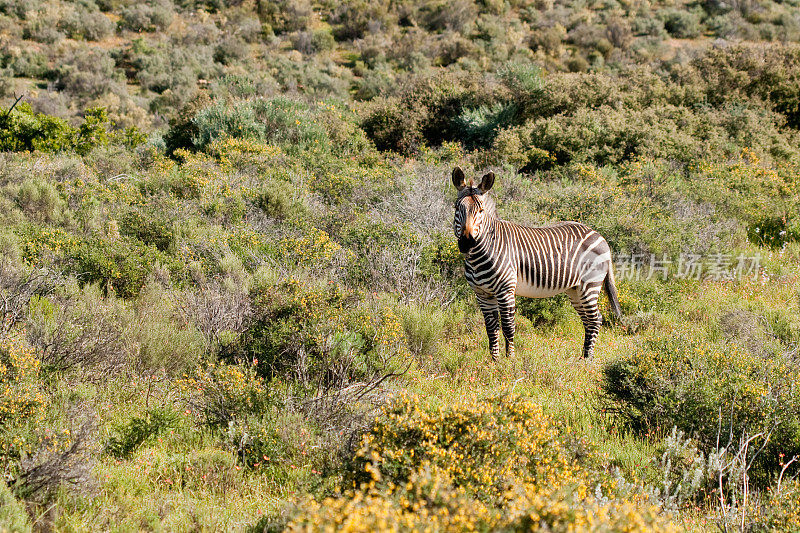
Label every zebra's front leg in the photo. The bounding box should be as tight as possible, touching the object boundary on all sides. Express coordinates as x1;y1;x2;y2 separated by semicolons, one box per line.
496;290;517;358
476;294;501;360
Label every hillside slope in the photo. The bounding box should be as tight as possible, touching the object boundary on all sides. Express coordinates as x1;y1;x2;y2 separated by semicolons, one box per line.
1;1;800;532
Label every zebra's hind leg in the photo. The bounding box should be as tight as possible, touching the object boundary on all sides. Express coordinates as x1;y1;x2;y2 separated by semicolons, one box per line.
476;294;501;360
566;285;603;359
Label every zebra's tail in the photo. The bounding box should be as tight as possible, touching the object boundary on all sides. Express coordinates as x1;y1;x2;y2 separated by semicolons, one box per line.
604;264;623;321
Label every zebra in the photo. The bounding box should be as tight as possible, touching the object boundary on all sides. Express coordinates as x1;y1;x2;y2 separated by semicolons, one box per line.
451;166;622;360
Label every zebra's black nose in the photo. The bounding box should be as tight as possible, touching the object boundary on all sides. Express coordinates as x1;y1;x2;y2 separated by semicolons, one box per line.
458;235;476;252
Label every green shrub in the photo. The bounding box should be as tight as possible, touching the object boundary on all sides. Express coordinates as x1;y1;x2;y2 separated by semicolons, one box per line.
15;179;69;225
4;48;48;78
226;414;295;472
516;294;573;329
451;102;517;150
179;362;271;430
55;47;119;99
494;103;795;169
213;37;248;65
67;237;176;298
119;0;174;32
27;284;131;373
748;216;800;249
233;280;407;388
59;7;115;41
686;44;800;129
105;407;179;459
0;104;115;155
119;210;175;252
180;97;344;157
400;304;446;357
0;103;76;153
418;232;462;281
0;478;31;533
359;71;499;154
603;336;800;486
253;181;307;221
359;96;424;153
234;280;348;381
330;0;392;40
661;9;703;38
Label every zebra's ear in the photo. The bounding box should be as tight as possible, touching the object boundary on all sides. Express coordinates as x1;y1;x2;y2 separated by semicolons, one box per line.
479;171;495;192
452;167;466;190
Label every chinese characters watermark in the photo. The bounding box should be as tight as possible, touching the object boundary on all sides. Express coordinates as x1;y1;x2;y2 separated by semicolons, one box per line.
612;252;762;281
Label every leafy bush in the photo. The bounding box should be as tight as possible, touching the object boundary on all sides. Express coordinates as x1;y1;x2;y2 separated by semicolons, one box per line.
661;9;703;38
179;362;271;429
748;216;800;249
603;336;800;486
27;285;130;373
253;180;308;221
233;279;407;391
176;97;359;158
18;224;174;298
105;407;179;459
0;480;31;533
226;413;295;471
359;71;499;154
59;7;115;41
400;304;446;357
517;294;573;329
0;103;77;153
15;178;69;225
55;47;119;99
0;104;118;155
494;103;796;169
119;0;174;32
3;48;48;78
685;44;800;129
451;102;516;150
119;210;175;252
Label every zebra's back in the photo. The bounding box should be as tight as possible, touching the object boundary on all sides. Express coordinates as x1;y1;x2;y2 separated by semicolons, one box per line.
508;221;611;298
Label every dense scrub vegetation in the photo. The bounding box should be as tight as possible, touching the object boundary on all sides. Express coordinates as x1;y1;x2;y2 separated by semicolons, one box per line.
1;0;800;531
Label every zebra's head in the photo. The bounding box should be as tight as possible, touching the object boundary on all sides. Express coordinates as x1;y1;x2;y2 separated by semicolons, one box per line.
451;166;495;253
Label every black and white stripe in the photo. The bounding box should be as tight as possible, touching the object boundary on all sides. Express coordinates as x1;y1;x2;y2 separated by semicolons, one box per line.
452;167;622;360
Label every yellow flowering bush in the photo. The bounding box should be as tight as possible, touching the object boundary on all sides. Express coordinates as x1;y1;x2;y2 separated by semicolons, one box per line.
347;394;583;499
288;394;679;532
0;333;47;476
208;137;284;174
279;228;342;269
759;480;800;531
289;469;678;532
0;333;46;427
177;361;270;429
170;149;227;200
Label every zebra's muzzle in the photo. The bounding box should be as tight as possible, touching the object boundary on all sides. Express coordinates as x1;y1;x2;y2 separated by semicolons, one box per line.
458;235;476;253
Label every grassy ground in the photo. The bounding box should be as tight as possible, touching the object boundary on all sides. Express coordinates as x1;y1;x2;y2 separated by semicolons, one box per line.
23;251;793;531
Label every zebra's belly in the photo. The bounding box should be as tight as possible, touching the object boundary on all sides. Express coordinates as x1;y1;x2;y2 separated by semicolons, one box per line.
515;278;567;299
